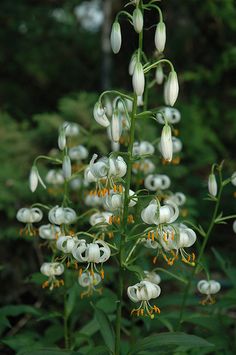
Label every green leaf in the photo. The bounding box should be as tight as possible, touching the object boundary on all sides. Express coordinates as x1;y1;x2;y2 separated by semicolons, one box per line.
128;332;214;354
126;264;145;279
17;348;78;355
212;247;236;287
0;305;42;317
86;345;110;355
93;305;115;353
66;283;80;317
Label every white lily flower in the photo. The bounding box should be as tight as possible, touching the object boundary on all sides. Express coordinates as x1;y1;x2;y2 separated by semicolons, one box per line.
172;137;182;153
132;159;155;175
78;271;102;297
129;54;137;76
133;8;143;33
40;262;64;290
62;155;72;179
141;199;179;225
231;172;236;186
63;121;80;137
103;189;137;211
110;22;122;54
89;212;113;226
109;156;127;178
93;102;110;127
72;239;110;263
164;71;179;106
166;192;186;206
17;207;43;224
155;64;164;85
208;173;217;196
39;224;61;240
57;235;78;254
48;206;77;225
154;22;166;53
160;124;173;161
156;107;181;124
46;170;64;185
69;145;88;161
29;166;46;192
144;174;171;191
197;279;221;304
133;141;155;156
111;109;122;143
127;280;161;318
144;271;161;285
85;194;103;207
132;62;145;96
111;141;120;152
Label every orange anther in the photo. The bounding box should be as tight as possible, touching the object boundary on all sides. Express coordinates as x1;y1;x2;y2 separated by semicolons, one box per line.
153;256;157;264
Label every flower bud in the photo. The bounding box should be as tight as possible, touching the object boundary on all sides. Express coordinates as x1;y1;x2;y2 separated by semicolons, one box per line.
154;22;166;53
110;22;122;54
62;155;72;179
164;71;179;107
111;109;122;143
129;54;137;76
58;130;66;150
208;173;217;196
133;8;143;33
233;220;236;233
29;166;38;192
132;62;145;96
93;102;110;127
160;125;172;162
231;172;236;186
155;64;164;85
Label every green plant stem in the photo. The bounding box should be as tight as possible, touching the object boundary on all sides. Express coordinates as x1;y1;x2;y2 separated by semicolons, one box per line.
64;291;69;349
177;171;224;329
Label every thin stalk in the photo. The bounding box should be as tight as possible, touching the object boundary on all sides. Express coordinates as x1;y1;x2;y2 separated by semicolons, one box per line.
177;170;224;329
64;291;69;349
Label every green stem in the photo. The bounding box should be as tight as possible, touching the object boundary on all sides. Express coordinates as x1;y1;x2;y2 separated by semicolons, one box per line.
177;170;224;329
64;291;69;349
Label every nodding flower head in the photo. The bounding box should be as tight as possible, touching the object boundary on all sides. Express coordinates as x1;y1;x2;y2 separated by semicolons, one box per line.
172;137;182;154
159;223;196;266
17;207;43;236
132;159;155;175
85;194;103;207
156;107;181;125
63;121;80;137
29;166;46;192
69;145;88;161
56;235;78;254
89;212;113;226
62;155;72;179
111;109;123;143
144;174;171;191
164;71;179;107
110;22;122;54
129;53;137;76
78;271;102;298
39;224;61;240
48;206;77;225
133;8;143;33
197;280;221;305
141;199;179;225
93;102;110;127
45;170;64;185
144;271;161;285
165;192;186;206
40;262;64;290
132;141;155;157
103;188;137;211
127;280;161;318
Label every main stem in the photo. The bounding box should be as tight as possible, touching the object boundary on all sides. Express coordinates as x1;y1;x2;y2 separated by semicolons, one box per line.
177;171;223;329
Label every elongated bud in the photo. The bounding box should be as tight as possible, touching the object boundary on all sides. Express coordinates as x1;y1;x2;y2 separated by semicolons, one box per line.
132;62;145;96
93;102;110;127
155;64;164;84
154;22;166;53
164;71;179;106
160;125;172;162
133;8;143;33
111;109;122;143
62;155;72;179
129;54;137;76
208;173;217;196
29;166;38;192
58;130;66;151
110;22;121;54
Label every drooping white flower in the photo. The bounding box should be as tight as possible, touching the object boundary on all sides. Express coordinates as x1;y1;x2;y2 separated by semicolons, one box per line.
17;207;43;224
144;174;171;191
85;194;103;207
110;22;122;54
132;159;155;175
165;192;186;206
144;271;161;285
63;121;80;137
197;279;221;304
39;224;61;240
160;124;173;161
164;71;179;106
155;64;164;85
133;8;143;33
154;22;166;53
72;239;111;266
78;271;102;297
69;145;88;161
133;141;155;156
231;172;236;186
93;102;110;127
58;129;66;150
40;262;64;290
48;206;77;225
156;107;181;124
141;199;179;225
62;155;72;179
29;166;46;192
172;137;183;153
132;62;145;96
103;189;137;211
57;235;78;254
208;173;217;196
111;109;122;143
142;238;159;249
46;170;64;185
70;177;84;190
89;212;113;226
127;280;161;318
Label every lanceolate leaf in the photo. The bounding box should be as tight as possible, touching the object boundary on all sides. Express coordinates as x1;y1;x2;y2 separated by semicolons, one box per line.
93;305;115;353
